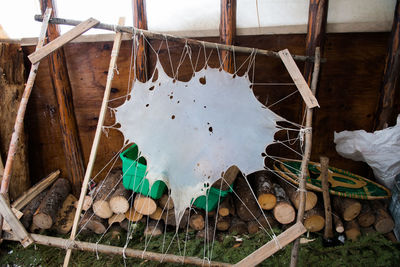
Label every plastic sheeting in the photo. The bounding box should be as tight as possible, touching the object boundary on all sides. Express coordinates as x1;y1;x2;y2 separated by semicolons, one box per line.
114;59;284;223
334;115;400;189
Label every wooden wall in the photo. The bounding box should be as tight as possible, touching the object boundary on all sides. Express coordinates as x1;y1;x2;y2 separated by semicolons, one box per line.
22;32;391;185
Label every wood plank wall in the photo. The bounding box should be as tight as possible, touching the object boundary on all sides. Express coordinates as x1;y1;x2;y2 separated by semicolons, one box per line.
22;32;393;184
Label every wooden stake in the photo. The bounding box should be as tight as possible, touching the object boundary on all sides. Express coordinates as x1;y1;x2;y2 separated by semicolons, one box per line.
64;17;126;267
220;0;236;74
133;0;148;82
320;156;333;238
290;47;321;267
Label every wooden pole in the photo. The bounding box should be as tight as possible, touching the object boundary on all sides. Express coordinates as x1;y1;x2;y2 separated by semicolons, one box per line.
133;0;148;82
374;0;400;130
33;15;318;62
39;0;86;197
0;8;52;234
3;232;231;267
220;0;236;73
290;47;321;267
320;156;333;239
63;17;126;267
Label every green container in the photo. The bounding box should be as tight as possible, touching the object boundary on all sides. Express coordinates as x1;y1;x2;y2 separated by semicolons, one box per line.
120;144;166;200
192;185;233;212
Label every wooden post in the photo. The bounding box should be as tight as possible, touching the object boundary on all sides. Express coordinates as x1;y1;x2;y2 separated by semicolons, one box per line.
39;0;86;197
290;47;321;267
63;17;126;267
320;156;333;238
374;0;400;130
220;0;236;73
133;0;148;82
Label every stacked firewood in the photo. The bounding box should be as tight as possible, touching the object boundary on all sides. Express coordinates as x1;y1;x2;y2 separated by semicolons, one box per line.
16;168;396;243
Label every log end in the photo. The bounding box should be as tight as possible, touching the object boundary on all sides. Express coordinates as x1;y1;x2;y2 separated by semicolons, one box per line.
273;202;295;224
374;218;395;234
258;194;277;210
304;215;325;232
343;202;362;221
33;213;53;229
125;208;144;222
134;195;157;215
109;196;129;214
93;200;113;219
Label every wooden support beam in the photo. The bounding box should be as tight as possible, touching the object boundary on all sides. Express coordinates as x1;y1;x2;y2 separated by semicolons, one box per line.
220;0;236;73
0;193;33;247
34;15;319;62
39;0;86;197
28;18;99;64
234;222;306;266
63;17;126;267
290;47;321;267
133;0;148;82
374;0;400;130
279;49;320;108
3;232;231;266
11;170;60;210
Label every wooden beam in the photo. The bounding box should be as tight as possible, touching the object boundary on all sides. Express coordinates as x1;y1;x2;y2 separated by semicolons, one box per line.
133;0;148;82
279;49;320;108
63;17;126;267
28;18;99;64
0;193;33;247
39;0;86;197
234;222;306;266
34;15;318;62
3;232;231;266
374;0;400;130
220;0;236;73
11;170;60;210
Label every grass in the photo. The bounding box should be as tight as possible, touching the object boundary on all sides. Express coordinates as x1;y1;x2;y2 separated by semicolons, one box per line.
1;223;399;267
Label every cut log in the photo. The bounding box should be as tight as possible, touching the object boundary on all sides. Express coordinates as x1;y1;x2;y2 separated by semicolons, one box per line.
360;226;376;236
75;195;93;212
278;178;317;211
54;194;77;234
109;180;130;214
303;204;325;232
357;202;376;228
371;201;395;234
79;209;107;234
234;175;261;221
20;189;48;229
229;217;248;235
215;215;231;231
212;165;239;191
125;207;144;222
92;169;121;219
189;213;205;231
144;220;164;237
333;213;344;233
149;206;163;221
258;212;279;230
196;225;216;242
108;213;126;225
162;209;189;229
272;183;295;224
320;156;333;239
158;194;174;210
33;178;71;229
253;171;277;210
345;220;361;241
332;196;361;221
134;194;157;215
218;196;231;217
109;224;123;241
247;220;261;234
120;219;129;232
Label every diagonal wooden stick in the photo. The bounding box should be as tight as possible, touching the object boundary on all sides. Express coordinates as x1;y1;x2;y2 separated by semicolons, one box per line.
0;8;52;234
63;17;125;267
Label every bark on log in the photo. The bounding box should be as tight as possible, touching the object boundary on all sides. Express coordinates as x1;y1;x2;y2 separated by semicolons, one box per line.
92;169;121;219
212;165;239;191
278;179;317;211
108;213;126;225
371;201;395;234
234;175;261;221
0;43;30;200
109;179;130;214
125;207;144;222
54;194;77;234
196;225;216;242
345;220;361;241
134;194;157;215
77;195;93;212
109;224;123;241
215;215;231;231
253;171;277;210
229;217;248;234
158;194;174;210
357;202;376;228
162;209;189;229
39;0;86;197
33;178;71;229
189;213;205;231
360;226;376;236
303;204;325;232
258;212;279;230
20;189;48;229
332;196;361;221
144;220;164;237
272;183;296;224
79;209;107;234
247;220;261;234
333;213;344;233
